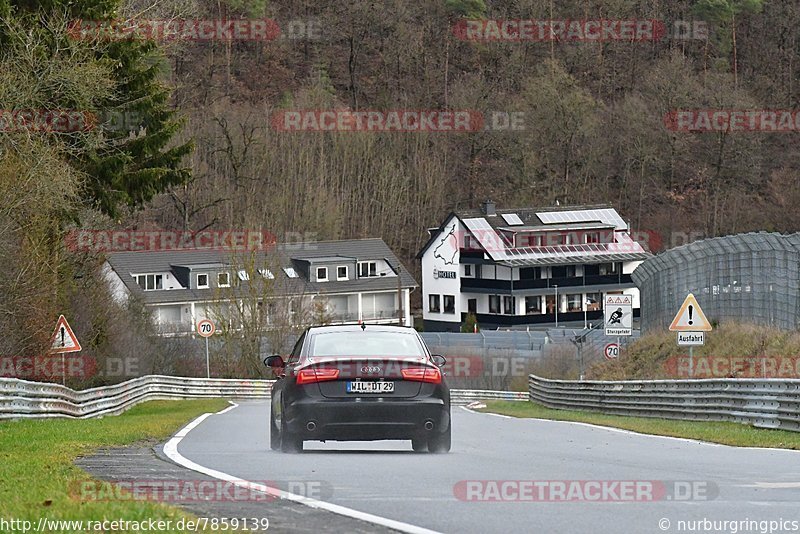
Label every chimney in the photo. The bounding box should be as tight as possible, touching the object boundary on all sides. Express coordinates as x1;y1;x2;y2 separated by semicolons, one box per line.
481;199;496;216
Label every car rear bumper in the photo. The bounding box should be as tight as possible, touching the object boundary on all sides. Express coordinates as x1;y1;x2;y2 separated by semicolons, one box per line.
284;397;450;441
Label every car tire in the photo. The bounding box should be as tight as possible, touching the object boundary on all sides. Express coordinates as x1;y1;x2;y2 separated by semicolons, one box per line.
270;411;281;451
279;414;303;453
411;437;427;452
427;424;451;453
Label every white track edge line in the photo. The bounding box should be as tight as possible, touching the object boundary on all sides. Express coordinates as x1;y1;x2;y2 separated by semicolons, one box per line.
215;401;239;415
163;404;443;534
460;405;800;452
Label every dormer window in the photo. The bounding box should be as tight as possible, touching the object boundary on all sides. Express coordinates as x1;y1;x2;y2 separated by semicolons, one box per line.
585;232;600;244
358;261;377;278
337;266;348;280
218;272;230;287
526;235;542;247
197;273;209;288
316;266;328;282
134;274;163;291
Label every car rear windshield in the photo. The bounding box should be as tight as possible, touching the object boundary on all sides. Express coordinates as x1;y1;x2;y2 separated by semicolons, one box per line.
309;331;427;358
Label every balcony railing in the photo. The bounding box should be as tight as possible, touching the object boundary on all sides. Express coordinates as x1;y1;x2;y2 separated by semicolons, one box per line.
461;309;641;326
327;309;401;323
461;274;633;292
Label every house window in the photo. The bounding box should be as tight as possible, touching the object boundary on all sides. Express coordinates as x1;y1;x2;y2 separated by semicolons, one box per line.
565;233;575;245
584;264;600;276
217;272;230;287
316;267;328;282
443;295;455;314
337;266;348;280
463;264;472;277
599;262;620;275
196;274;209;289
586;293;602;311
464;234;475;249
358;261;377;278
429;294;441;313
567;294;583;312
135;274;163;291
526;235;542;247
525;296;542;315
519;267;541;280
489;295;500;314
585;232;600;244
258;268;274;279
237;270;249;281
503;296;515;315
283;267;299;278
468;298;477;313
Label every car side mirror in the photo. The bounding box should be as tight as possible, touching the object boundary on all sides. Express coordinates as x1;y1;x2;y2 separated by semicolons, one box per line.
431;354;446;367
264;355;285;368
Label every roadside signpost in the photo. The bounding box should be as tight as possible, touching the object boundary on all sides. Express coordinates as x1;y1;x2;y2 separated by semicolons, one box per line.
604;343;619;360
48;315;81;385
604;294;632;336
669;293;712;377
196;319;215;378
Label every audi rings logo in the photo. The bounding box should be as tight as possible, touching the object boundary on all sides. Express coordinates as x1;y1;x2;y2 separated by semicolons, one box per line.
361;366;381;374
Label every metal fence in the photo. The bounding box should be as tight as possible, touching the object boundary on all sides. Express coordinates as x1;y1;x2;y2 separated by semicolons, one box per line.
0;375;526;420
529;374;800;432
420;331;547;353
632;232;800;331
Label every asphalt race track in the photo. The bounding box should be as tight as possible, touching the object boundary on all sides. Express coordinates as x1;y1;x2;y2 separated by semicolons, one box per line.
169;400;800;534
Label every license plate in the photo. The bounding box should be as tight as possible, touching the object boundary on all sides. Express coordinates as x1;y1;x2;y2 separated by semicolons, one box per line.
346;381;394;394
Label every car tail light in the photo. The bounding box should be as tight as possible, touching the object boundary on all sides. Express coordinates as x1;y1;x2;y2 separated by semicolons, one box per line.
297;367;340;385
401;366;442;384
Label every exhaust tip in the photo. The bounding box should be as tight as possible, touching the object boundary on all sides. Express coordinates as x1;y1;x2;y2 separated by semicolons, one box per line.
306;421;317;432
424;420;434;431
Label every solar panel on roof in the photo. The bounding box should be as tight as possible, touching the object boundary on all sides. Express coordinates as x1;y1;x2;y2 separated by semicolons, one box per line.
536;209;627;230
501;213;524;225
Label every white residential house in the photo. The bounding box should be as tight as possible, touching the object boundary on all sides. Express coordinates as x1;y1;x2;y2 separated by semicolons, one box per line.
103;238;416;335
417;202;651;331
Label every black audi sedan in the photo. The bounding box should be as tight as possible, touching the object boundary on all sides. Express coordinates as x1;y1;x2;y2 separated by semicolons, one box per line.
264;324;450;453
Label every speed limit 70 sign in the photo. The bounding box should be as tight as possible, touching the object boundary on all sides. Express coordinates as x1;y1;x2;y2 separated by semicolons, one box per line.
604;343;619;360
197;319;215;338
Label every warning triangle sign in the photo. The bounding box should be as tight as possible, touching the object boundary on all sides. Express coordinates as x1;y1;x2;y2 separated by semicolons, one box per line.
49;315;82;353
669;294;712;332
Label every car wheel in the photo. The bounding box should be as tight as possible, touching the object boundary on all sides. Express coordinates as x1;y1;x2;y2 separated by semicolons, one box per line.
270;411;281;451
427;424;451;453
279;413;303;453
411;437;427;452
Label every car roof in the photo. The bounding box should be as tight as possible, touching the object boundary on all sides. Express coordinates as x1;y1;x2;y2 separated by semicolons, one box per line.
305;325;419;335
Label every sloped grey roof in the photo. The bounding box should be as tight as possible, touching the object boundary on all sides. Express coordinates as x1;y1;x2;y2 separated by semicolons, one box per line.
105;238;417;305
416;203;631;259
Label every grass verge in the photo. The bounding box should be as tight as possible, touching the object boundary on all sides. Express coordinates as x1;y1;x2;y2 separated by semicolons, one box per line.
479;400;800;450
0;398;230;533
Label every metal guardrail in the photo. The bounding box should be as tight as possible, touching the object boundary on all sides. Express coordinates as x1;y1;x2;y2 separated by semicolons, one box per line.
0;375;526;419
529;374;800;432
0;376;274;420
